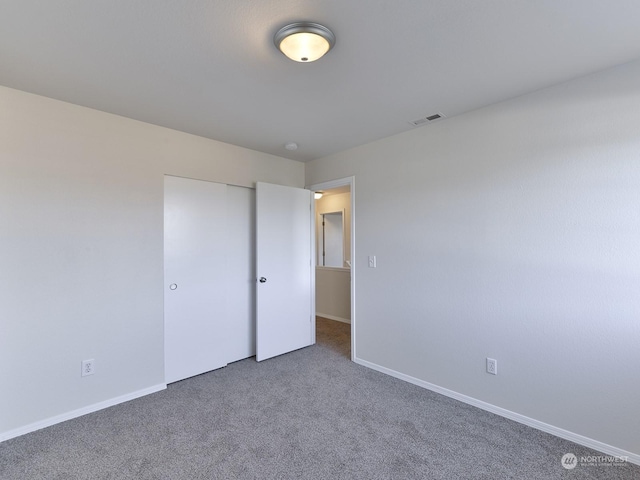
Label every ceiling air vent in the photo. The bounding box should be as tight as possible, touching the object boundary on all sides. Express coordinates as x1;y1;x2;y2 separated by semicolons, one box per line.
409;112;446;127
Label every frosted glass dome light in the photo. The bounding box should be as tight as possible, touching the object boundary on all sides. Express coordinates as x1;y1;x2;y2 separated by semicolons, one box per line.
274;22;335;63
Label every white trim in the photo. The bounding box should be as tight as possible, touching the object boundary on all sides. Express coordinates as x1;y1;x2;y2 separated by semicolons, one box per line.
307;176;356;361
353;357;640;466
310;189;316;345
0;384;166;443
307;177;353;192
317;313;351;324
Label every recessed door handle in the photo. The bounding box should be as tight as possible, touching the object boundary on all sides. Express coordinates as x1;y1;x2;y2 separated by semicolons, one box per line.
259;277;267;283
169;284;177;290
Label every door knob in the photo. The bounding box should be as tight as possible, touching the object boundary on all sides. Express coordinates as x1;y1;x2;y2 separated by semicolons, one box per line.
259;277;267;283
169;284;177;290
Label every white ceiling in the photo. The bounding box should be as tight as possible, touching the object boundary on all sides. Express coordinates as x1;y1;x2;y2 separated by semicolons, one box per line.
1;1;640;162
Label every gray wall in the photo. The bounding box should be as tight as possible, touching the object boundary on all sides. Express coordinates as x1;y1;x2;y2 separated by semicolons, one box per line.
2;58;639;460
306;60;640;456
0;86;303;438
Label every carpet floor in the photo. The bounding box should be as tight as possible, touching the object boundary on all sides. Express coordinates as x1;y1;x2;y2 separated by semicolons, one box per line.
0;317;637;479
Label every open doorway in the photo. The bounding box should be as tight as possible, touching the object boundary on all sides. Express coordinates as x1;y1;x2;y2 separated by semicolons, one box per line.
307;177;355;360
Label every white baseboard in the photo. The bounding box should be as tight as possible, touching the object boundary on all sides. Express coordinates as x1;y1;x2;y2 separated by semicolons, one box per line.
317;313;351;324
353;357;640;466
0;383;166;443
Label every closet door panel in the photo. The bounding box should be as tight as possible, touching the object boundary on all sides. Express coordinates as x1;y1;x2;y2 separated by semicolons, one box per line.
225;186;256;363
164;176;229;383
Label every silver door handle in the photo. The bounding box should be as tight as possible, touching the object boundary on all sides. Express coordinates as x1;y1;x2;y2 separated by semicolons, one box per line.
169;284;178;290
259;277;267;283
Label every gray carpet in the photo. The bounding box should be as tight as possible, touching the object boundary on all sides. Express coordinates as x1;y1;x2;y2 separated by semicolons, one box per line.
1;317;637;479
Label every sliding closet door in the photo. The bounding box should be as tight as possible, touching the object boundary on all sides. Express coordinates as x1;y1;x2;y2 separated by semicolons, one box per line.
225;186;256;363
164;176;229;383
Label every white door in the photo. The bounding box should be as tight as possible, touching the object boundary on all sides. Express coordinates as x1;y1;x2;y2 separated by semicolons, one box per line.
256;182;314;361
164;176;229;383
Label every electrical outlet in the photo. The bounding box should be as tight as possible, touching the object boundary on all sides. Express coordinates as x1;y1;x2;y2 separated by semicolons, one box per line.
368;255;377;268
486;358;497;375
81;359;95;377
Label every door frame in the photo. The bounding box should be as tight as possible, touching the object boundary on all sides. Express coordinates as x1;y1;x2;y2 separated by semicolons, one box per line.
306;176;356;361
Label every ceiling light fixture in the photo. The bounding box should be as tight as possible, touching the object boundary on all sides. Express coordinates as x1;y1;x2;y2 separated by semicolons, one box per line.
285;142;298;151
314;192;323;200
274;22;335;63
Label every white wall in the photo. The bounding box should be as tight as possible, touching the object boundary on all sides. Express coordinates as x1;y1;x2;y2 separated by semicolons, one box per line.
306;60;640;458
0;86;303;438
